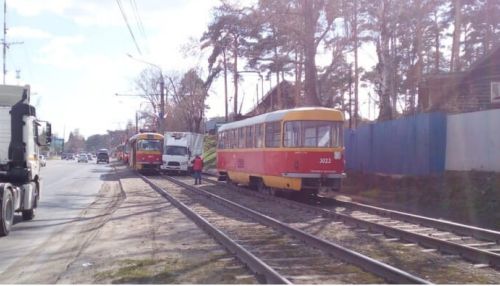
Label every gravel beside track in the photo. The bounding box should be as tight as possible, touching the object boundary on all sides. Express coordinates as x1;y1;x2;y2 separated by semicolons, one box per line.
178;175;500;284
148;175;394;284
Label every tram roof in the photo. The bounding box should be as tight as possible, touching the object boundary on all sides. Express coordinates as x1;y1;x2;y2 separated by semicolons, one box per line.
218;107;342;132
128;132;164;142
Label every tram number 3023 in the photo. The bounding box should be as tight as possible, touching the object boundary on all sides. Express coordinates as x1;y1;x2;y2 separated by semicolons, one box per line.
319;158;332;164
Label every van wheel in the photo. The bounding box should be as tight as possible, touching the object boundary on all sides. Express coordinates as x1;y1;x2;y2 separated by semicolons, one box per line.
22;209;34;221
0;188;14;236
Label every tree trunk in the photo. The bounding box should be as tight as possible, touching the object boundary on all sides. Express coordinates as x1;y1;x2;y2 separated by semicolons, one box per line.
412;4;424;115
233;36;239;116
450;0;462;72
484;0;493;53
275;71;281;110
377;0;393;121
295;48;304;107
434;9;440;73
302;0;320;106
390;35;398;117
353;0;359;127
223;48;228;122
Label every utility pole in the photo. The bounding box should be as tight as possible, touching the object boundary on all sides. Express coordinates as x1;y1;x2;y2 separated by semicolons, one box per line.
348;65;353;129
135;112;139;133
353;0;359;128
238;70;263;114
159;74;164;134
2;0;5;84
126;54;165;134
2;0;22;84
223;48;228;122
62;125;66;154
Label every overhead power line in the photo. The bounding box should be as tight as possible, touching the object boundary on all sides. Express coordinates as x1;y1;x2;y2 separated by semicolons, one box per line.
130;0;147;41
115;0;142;55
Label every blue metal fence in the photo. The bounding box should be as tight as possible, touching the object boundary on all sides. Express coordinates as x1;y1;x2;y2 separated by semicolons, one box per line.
344;113;447;176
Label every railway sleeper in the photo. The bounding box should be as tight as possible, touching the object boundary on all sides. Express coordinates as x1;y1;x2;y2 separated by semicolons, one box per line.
263;256;326;263
464;242;497;247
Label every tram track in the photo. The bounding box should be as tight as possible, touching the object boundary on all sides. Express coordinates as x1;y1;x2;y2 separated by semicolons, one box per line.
201;176;500;271
320;196;500;267
140;174;429;284
193;175;500;282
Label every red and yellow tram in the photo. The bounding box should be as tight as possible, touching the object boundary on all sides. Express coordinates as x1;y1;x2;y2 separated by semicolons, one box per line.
127;132;164;172
216;107;345;195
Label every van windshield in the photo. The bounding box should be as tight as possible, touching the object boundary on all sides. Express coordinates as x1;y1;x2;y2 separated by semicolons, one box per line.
165;146;188;156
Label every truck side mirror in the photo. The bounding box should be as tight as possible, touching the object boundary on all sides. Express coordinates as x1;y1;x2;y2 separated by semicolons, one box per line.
35;121;52;146
46;123;52;144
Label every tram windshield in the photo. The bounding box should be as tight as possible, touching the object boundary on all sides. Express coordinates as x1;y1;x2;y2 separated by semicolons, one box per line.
284;121;343;148
137;139;162;151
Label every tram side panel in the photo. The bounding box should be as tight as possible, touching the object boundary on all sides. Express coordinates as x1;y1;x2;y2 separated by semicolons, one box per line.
218;146;345;193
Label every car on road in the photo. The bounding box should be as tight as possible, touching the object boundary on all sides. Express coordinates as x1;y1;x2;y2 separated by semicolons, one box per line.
39;155;47;167
67;154;74;160
77;154;88;163
87;154;93;161
96;151;109;164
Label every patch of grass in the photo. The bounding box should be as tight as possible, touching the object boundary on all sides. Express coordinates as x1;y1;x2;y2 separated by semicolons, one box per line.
203;135;217;169
94;258;162;283
344;171;500;230
94;253;254;284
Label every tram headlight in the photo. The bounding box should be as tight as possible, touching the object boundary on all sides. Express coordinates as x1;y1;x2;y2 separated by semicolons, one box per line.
334;151;341;160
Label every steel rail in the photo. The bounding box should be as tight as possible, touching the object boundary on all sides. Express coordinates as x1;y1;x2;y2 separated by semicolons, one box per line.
203;178;500;269
331;199;500;243
140;174;291;284
166;175;430;284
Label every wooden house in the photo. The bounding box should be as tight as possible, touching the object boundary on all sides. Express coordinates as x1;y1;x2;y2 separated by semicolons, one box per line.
418;46;500;113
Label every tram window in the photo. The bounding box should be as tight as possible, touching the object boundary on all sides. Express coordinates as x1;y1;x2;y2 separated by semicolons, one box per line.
218;133;223;149
224;131;229;149
318;125;331;147
225;130;231;149
303;121;343;148
245;126;253;148
255;124;264;148
237;128;245;148
284;121;301;147
229;130;236;149
303;124;317;147
265;121;281;148
223;131;228;149
218;132;226;149
332;123;343;147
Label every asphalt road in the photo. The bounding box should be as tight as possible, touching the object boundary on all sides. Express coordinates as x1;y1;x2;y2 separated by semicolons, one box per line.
0;158;112;276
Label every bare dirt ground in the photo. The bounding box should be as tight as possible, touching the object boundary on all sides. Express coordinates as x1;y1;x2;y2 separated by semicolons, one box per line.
4;165;256;284
58;166;256;284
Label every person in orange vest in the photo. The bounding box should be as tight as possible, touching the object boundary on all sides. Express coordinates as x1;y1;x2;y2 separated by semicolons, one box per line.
191;155;204;185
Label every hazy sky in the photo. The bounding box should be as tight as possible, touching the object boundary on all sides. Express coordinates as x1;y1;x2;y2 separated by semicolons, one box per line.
7;0;231;139
7;0;377;139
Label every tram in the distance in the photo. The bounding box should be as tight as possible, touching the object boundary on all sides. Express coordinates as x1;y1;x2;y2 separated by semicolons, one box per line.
127;132;164;172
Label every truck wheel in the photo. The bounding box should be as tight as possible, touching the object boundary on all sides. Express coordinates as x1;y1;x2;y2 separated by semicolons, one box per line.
0;188;14;236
